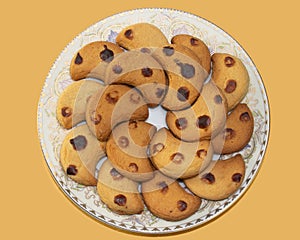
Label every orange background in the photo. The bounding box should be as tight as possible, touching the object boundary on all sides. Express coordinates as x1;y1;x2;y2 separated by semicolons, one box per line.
1;0;299;239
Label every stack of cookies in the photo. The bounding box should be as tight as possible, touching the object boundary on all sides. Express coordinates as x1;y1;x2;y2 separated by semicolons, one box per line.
56;23;254;221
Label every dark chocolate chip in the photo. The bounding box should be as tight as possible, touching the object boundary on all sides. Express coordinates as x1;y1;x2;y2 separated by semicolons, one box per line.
112;65;122;74
152;143;164;154
201;172;215;184
105;91;119;104
114;194;127;206
118;136;129;148
155;88;165;98
224;128;235;140
177;87;190;101
240;112;250;122
140;47;151;54
61;107;72;117
225;80;237;93
129;163;138;172
163;46;174;56
224;56;235;67
100;45;114;63
176;62;195;79
190;37;199;46
74;53;83;64
69;135;87;151
177;200;187;211
141;67;153;77
170;152;184;164
157;181;168;194
124;29;133;40
130;93;141;104
90;111;102;125
196;115;211;129
175;118;188;130
214;95;223;104
66;165;78;175
232;173;243;183
197;149;207;158
110;168;123;180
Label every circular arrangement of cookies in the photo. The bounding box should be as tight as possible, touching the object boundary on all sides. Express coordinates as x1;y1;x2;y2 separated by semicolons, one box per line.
56;22;254;222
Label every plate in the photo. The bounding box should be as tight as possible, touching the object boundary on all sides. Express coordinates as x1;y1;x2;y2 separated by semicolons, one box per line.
37;8;270;234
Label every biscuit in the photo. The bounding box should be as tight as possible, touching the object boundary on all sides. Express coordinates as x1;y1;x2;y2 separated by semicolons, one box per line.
86;84;149;141
97;160;144;215
116;23;169;50
70;41;124;81
213;103;254;154
184;154;245;201
149;128;213;179
211;53;249;111
166;81;228;142
105;50;167;107
152;44;207;111
106;121;156;182
142;171;201;221
171;34;211;74
56;80;103;129
60;124;106;186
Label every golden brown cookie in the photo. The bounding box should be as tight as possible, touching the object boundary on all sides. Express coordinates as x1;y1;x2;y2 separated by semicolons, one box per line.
105;50;167;107
171;34;211;74
166;81;228;142
142;172;201;221
213;103;254;154
70;41;124;81
97;160;144;215
60;124;106;186
152;44;207;111
116;23;169;50
148;128;213;179
211;53;249;111
86;84;149;142
184;154;245;201
106;121;156;182
56;80;103;129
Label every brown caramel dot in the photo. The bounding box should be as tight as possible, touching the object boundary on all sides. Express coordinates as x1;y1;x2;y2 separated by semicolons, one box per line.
130;93;141;104
170;152;184;164
175;118;188;130
112;65;122;74
232;173;242;183
110;168;123;180
190;37;199;46
66;165;78;175
201;172;215;184
225;80;237;93
224;56;235;67
157;181;168;194
152;143;164;154
105;91;119;104
74;52;83;64
214;95;223;104
124;29;133;39
141;67;153;77
163;46;174;56
155;88;165;98
197;149;207;158
177;200;187;211
224;128;235;140
129;163;138;172
240;112;250;121
177;87;190;101
61;107;72;117
114;194;127;206
90;111;101;125
69;135;87;151
118;136;129;148
100;45;114;62
128;120;138;129
196;115;211;129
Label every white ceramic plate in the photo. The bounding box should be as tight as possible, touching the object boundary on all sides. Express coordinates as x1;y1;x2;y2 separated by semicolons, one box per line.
37;8;270;234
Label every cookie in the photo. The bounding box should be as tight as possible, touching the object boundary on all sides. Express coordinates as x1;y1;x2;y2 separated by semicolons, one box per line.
184;154;245;201
60;124;106;186
171;34;211;74
142;171;201;221
213;103;254;154
86;84;149;141
116;23;169;50
105;50;167;107
211;53;250;111
152;44;207;111
70;41;124;81
106;121;156;182
166;81;228;142
56;80;103;129
97;160;144;215
149;128;213;179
